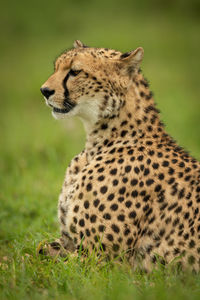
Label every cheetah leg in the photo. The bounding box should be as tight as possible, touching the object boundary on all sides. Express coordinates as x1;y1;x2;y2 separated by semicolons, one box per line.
37;235;76;258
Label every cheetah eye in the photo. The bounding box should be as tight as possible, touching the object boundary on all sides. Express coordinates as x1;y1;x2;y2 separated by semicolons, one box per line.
69;69;82;77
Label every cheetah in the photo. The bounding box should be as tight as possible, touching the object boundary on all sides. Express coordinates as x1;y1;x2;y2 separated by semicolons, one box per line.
40;40;200;272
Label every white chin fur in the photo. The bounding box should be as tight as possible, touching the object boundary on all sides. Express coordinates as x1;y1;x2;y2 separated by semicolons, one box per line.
52;111;68;120
51;96;101;132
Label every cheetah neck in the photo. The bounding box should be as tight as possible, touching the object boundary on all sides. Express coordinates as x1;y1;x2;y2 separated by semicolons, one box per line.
84;73;166;158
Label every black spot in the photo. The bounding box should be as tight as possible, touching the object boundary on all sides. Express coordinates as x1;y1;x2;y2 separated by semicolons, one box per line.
90;214;97;223
178;172;183;178
135;202;141;209
137;155;144;161
104;139;109;145
107;193;114;201
146;208;153;217
111;224;120;233
129;211;136;218
109;148;116;154
128;149;134;155
118;158;124;164
179;161;185;168
158;173;164;180
93;199;100;207
184;233;189;240
168;167;174;175
97;167;104;173
118;196;124;203
124;228;130;236
168;239;174;246
117;214;125;221
154;184;161;192
125;201;132;208
107;234;113;241
146;158;151;165
188;255;195;265
103;213;111;220
173;218;179;227
119;187;126;195
91;228;96;234
98;175;105;181
96;156;103;161
140;164;144;171
132;131;136;137
146;179;154;186
143;194;150;202
73;217;77;224
189;240;195;248
110;168;117;175
73;205;79;213
178;188;185;199
112;244;120;252
99;225;105;232
86;183;92;191
117;147;124;153
162;161;169;167
110;203;118;211
134;167;140;174
107;141;114;147
125;165;132;173
140;91;145;97
122;177;128;183
143;204;149;212
152;163;159;169
148;150;155;156
78;192;83;199
131;190;138;198
94;235;99;243
99;204;105;212
168;202;178;211
70;224;77;233
168;177;175;185
175;206;182;214
113;179;119;186
100;186;108;194
146;141;153;145
131;179;138;186
159;229;165;237
184;212;190;219
85;229;91;237
144;168;150;176
101;123;108;130
79;219;85;227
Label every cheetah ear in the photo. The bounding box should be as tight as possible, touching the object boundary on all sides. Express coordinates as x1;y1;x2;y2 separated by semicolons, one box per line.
119;47;144;75
73;40;88;48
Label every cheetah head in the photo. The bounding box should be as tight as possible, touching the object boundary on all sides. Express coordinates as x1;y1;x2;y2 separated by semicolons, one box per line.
40;40;144;130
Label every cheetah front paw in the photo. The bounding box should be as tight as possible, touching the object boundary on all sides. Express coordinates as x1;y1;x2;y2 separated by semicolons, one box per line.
37;238;70;258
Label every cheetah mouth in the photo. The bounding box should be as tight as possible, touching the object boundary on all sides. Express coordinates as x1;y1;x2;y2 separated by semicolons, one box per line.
53;106;71;114
49;99;76;114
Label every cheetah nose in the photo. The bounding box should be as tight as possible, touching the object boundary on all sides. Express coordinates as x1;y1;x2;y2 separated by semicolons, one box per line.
40;87;55;99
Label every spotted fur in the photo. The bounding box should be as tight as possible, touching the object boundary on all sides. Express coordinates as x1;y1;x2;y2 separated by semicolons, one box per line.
40;40;200;272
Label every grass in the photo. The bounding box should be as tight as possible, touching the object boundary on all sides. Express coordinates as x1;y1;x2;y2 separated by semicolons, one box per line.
0;0;200;299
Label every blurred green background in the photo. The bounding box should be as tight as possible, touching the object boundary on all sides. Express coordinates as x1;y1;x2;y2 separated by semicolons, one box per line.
0;1;200;298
